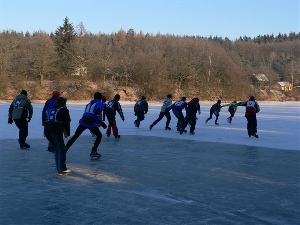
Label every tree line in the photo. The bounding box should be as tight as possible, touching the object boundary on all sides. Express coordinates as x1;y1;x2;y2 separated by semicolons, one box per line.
0;17;299;100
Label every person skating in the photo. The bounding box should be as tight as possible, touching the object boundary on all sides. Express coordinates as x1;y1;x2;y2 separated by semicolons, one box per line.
205;99;222;125
8;90;33;149
65;92;107;159
239;96;260;138
168;97;188;132
134;96;148;128
91;94;107;137
44;97;71;174
222;100;239;123
105;94;125;138
180;98;201;135
150;94;172;130
42;90;60;152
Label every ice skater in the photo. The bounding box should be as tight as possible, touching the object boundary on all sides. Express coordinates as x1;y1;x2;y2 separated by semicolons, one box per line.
105;94;125;138
222;100;239;123
149;94;172;130
180;98;201;135
42;90;60;152
134;96;148;128
65;92;107;159
44;97;71;174
8;90;33;149
239;96;260;138
168;97;188;132
205;99;222;125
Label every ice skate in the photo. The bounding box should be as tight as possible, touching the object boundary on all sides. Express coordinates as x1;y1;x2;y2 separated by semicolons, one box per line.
165;126;171;130
150;125;153;130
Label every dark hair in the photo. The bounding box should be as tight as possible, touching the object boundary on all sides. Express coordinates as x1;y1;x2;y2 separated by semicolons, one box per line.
141;96;146;100
94;92;102;100
54;97;67;108
195;98;199;102
217;99;221;104
167;94;172;98
20;90;27;96
181;97;186;101
114;94;120;101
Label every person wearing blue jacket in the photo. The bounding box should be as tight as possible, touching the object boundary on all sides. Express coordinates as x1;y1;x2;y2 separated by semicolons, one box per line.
42;90;60;152
65;92;107;159
44;97;71;174
168;97;188;132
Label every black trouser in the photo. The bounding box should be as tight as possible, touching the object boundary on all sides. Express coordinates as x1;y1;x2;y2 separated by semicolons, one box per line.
208;110;219;123
66;125;102;151
14;118;28;146
151;111;171;127
181;113;197;133
245;115;257;135
135;111;145;127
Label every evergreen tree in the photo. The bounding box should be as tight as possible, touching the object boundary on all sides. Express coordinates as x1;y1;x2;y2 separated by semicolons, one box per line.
54;17;78;76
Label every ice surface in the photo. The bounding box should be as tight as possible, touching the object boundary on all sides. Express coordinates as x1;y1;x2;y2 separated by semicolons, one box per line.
0;101;299;224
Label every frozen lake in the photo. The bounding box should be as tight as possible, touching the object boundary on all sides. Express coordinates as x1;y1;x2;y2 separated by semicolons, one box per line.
0;101;299;224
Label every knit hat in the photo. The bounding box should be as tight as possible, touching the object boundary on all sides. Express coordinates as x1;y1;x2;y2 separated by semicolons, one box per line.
52;90;60;98
167;94;172;98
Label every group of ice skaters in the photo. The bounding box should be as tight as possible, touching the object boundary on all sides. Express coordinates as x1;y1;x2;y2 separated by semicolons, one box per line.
8;90;260;175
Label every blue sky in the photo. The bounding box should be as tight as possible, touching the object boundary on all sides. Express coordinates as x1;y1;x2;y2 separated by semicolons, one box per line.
0;0;299;40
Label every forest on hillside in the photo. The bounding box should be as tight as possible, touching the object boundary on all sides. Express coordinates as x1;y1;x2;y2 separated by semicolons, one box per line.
0;17;299;101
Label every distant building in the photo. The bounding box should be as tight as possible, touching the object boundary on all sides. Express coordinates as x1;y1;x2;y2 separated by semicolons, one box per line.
277;82;292;92
250;74;269;86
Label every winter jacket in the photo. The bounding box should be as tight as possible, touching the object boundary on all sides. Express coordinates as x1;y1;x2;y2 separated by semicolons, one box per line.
223;102;238;112
239;97;260;115
134;99;148;114
170;100;188;112
79;99;105;128
45;106;71;136
160;98;172;112
210;102;222;113
105;99;125;120
42;97;59;124
186;99;200;114
8;94;33;120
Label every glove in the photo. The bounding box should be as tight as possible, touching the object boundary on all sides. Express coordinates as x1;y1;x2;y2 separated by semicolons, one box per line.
99;121;107;129
8;118;13;124
122;118;125;121
198;110;201;115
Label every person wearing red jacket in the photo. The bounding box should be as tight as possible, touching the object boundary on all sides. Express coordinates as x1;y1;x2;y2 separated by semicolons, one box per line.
240;96;260;138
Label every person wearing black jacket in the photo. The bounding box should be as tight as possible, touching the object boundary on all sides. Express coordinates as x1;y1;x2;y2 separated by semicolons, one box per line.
44;97;71;174
180;98;201;135
134;96;148;128
205;99;222;125
105;94;125;138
